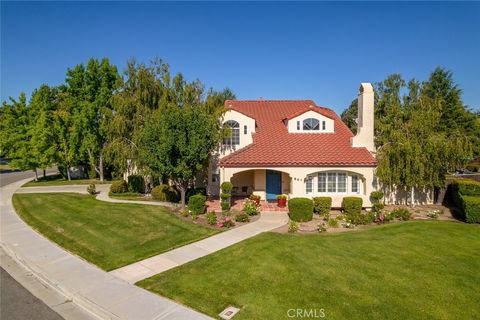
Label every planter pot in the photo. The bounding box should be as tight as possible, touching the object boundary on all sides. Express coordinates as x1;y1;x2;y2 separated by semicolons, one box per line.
254;199;260;205
277;198;287;207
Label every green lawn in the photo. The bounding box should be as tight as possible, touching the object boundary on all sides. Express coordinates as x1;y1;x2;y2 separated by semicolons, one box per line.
138;221;480;320
22;174;111;187
12;193;217;270
109;192;157;202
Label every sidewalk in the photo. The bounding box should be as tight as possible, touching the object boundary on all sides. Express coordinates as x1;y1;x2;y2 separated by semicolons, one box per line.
1;179;212;320
110;211;289;284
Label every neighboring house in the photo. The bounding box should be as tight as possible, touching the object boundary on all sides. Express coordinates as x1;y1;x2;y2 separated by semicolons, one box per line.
207;83;378;207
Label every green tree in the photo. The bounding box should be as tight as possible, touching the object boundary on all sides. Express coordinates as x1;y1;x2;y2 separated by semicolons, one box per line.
340;99;358;135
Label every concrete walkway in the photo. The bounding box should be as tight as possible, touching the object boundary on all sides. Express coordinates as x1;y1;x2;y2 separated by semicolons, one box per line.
109;212;288;284
1;179;212;320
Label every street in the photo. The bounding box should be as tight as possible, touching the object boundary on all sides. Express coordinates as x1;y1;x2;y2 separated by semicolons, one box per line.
1;168;64;320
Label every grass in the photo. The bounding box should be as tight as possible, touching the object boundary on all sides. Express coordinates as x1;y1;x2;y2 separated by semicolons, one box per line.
12;193;218;270
0;164;12;170
138;221;480;320
22;174;111;187
109;192;157;202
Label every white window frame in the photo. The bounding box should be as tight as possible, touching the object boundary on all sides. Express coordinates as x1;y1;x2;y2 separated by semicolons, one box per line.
309;171;361;195
306;176;313;194
223;120;240;146
351;175;360;194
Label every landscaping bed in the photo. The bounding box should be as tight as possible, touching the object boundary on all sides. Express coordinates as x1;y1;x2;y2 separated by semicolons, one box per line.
22;174;111;187
12;193;218;270
138;221;480;320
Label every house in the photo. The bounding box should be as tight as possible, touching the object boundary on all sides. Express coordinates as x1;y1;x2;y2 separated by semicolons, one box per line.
207;83;378;207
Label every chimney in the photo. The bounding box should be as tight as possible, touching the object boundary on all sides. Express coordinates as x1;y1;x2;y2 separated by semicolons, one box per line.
351;83;375;153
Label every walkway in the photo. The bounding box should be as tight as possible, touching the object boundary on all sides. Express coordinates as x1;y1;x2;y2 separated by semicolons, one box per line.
207;197;289;213
109;211;288;284
1;179;212;320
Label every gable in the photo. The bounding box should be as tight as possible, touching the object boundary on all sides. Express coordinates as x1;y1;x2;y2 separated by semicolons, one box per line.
286;110;334;133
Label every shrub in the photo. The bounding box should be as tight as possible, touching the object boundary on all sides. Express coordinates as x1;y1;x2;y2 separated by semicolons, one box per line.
221;181;233;193
342;197;363;216
243;199;259;216
110;180;128;194
127;175;145;194
217;216;235;228
206;212;217;225
276;194;287;200
288;198;313;222
313;197;332;216
151;184;179;202
87;184;96;195
327;218;338;228
185;187;206;202
391;208;412;221
249;194;261;201
453;179;480;196
235;213;250;222
460;195;480;223
221;201;231;211
370;191;384;203
288;220;299;233
220;193;231;200
188;194;206;215
317;223;327;233
372;202;385;213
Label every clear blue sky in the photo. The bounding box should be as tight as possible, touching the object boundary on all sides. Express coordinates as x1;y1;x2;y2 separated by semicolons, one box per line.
2;1;479;114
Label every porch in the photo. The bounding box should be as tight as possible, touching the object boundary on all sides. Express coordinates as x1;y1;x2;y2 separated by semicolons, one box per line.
206;197;288;213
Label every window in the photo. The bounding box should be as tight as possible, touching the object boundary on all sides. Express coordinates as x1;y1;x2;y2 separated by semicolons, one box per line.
318;173;326;192
223;120;240;146
296;121;300;130
322;121;326;130
306;177;313;193
352;175;360;193
303;118;320;130
327;173;336;192
211;166;220;183
337;173;347;192
244;125;247;134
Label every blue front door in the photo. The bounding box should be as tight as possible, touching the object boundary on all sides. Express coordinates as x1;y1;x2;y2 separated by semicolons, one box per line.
266;170;281;201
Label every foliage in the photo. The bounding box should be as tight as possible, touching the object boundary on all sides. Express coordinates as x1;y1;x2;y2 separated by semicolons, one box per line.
86;184;96;195
452;179;480;196
188;194;206;215
317;223;327;233
288;220;299;233
127;175;145;194
206;212;217;225
243;199;260;216
313;197;332;216
288;198;314;222
276;194;287;200
327;218;339;228
340;98;358;135
220;193;231;200
216;216;235;228
370;191;384;203
391;208;412;221
110;180;128;194
186;187;206;202
249;194;261;201
220;181;233;193
342;197;363;215
151;184;179;202
461;196;480;224
235;212;250;223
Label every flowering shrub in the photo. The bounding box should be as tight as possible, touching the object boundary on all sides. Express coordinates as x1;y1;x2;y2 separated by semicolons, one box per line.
235;212;250;222
426;209;443;219
243;199;260;216
87;184;96;195
288;220;299;233
317;223;327;233
342;221;355;229
216;216;235;228
391;208;412;221
327;218;339;228
206;212;217;225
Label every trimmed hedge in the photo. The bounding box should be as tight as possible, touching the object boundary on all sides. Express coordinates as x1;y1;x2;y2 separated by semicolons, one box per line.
288;198;313;222
110;180;128;194
342;197;363;216
370;191;384;203
186;187;206;202
457;195;480;223
313;197;332;216
453;179;480;196
221;181;233;193
127;175;145;194
188;194;206;215
151;184;179;202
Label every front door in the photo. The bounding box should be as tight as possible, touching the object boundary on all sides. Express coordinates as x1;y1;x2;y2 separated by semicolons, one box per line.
266;170;281;201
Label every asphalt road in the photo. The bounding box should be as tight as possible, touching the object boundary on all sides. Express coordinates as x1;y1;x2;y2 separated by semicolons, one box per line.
0;168;58;187
1;168;64;320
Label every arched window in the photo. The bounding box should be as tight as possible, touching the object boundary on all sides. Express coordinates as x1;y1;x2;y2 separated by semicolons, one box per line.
303;118;320;130
223;120;240;146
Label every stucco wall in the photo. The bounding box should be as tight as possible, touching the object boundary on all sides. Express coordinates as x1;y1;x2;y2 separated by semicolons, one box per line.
220;110;256;158
287;110;334;133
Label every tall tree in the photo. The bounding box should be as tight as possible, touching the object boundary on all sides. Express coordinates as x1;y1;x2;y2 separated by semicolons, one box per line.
340;99;358;134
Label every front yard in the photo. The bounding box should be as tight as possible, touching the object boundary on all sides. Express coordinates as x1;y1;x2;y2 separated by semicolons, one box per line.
12;193;218;270
138;221;480;320
22;174;111;187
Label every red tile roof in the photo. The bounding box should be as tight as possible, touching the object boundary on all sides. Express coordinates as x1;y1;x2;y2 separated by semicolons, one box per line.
219;100;377;167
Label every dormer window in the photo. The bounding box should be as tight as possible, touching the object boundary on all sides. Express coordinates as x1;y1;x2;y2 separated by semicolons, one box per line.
223;120;240;146
303;118;320;131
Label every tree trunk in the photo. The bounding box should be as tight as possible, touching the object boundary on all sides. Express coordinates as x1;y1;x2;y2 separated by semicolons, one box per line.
99;154;104;182
410;186;415;208
66;166;71;181
34;168;38;181
43;169;46;178
180;186;186;209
